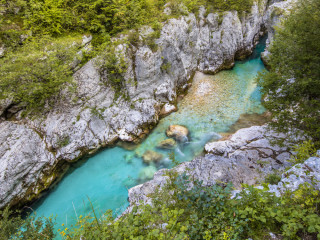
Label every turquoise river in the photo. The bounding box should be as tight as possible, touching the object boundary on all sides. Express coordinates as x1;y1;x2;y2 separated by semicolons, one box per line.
32;38;267;236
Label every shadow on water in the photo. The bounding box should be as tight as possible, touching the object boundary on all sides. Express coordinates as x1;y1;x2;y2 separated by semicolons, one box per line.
30;35;268;236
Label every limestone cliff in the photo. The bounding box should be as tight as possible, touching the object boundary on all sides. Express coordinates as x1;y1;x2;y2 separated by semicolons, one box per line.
0;0;290;209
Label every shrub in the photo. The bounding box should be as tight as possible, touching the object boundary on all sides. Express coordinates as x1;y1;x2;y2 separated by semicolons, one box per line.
289;140;317;165
96;42;128;101
0;207;56;240
264;172;282;185
258;0;320;143
0;35;82;111
60;171;320;239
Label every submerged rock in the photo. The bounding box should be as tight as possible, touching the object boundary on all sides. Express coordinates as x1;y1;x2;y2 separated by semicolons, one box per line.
138;166;158;182
157;138;177;150
124;153;135;164
166;125;189;142
142;150;164;164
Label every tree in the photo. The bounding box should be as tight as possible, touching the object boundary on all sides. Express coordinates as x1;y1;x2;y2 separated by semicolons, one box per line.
258;0;320;143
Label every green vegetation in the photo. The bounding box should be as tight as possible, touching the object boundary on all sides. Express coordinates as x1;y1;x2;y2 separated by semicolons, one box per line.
2;169;319;239
0;36;81;111
258;0;320;144
96;41;128;100
0;207;55;240
205;0;253;15
264;171;282;185
289;140;317;165
61;172;319;239
57;134;70;148
0;0;255;113
160;61;172;73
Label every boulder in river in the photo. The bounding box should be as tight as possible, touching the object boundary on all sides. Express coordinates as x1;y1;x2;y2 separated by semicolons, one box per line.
157;138;177;149
142;150;164;164
166;125;189;142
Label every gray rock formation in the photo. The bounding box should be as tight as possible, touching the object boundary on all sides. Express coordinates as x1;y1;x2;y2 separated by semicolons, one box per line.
231;151;320;198
0;0;292;209
128;125;293;208
268;152;320;195
0;45;5;57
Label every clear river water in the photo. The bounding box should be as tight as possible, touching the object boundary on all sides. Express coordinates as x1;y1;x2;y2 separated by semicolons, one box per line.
32;38;267;235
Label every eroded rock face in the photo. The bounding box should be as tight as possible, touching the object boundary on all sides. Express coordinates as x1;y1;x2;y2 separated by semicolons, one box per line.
0;0;291;209
127;125;293;208
0;45;5;57
270;153;320;194
231;152;320;199
0;122;59;208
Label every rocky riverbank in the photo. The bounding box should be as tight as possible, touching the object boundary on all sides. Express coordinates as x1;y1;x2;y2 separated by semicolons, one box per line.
0;0;294;209
127;125;292;207
127;124;319;210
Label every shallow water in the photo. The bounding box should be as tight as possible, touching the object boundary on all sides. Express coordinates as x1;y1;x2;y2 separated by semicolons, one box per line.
32;39;266;235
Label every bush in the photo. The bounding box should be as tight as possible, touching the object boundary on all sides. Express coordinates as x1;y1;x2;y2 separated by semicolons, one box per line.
96;42;128;101
289;140;317;165
264;172;282;185
206;0;254;14
0;207;56;240
0;35;82;111
60;171;320;239
258;0;320;143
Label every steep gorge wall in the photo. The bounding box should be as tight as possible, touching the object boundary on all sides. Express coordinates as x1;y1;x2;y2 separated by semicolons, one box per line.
0;0;277;209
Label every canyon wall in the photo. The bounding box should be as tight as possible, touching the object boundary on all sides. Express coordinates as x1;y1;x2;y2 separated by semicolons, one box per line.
0;0;289;209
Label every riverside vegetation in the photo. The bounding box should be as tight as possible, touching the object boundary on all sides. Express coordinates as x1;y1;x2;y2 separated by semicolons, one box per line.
1;0;320;239
1;142;320;239
1;155;320;239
